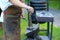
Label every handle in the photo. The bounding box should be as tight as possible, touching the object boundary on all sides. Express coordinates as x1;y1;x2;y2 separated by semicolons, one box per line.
28;12;32;27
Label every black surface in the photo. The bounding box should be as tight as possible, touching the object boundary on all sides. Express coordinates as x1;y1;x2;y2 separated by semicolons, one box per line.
31;11;54;23
26;24;39;38
26;36;41;40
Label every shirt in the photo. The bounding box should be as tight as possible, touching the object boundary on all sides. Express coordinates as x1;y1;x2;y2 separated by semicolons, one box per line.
0;0;12;11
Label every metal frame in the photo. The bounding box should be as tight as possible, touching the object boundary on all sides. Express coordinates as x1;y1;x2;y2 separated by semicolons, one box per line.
26;0;54;40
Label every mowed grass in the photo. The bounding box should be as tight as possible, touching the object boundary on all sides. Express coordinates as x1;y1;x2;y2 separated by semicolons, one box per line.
49;1;60;9
21;14;60;40
0;14;60;40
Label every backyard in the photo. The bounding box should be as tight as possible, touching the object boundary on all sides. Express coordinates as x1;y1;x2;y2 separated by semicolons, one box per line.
0;0;60;40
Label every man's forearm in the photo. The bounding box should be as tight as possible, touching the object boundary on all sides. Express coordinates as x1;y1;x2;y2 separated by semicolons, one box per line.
10;0;29;9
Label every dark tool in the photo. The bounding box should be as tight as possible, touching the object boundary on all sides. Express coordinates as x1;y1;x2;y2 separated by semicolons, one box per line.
30;0;54;40
25;12;41;40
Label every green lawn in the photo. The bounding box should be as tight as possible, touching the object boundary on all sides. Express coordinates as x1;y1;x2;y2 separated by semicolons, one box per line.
21;21;60;40
0;14;60;40
20;14;60;40
49;1;60;9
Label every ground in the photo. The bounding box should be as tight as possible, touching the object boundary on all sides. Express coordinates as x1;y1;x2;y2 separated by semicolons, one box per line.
49;9;60;27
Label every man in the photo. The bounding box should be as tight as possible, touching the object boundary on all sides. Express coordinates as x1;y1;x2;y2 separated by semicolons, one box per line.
0;0;34;40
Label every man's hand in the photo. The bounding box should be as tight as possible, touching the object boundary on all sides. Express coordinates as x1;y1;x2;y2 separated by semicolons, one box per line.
10;0;34;14
27;6;34;15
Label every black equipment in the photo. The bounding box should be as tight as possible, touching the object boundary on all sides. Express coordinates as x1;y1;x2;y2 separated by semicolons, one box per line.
25;12;41;40
25;0;54;40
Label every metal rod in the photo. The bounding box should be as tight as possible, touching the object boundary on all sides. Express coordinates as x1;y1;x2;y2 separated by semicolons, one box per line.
47;0;49;11
50;22;53;40
28;0;33;27
47;22;49;36
28;12;33;27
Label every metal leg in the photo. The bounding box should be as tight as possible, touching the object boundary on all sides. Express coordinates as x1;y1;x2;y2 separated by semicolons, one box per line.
47;22;53;40
47;22;49;37
50;22;53;40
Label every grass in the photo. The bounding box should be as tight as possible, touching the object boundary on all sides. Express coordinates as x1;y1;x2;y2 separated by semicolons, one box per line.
49;1;60;9
20;14;60;40
21;14;28;40
52;27;60;40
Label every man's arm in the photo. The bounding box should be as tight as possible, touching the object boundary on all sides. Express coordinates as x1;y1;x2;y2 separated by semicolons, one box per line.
10;0;34;13
10;0;30;9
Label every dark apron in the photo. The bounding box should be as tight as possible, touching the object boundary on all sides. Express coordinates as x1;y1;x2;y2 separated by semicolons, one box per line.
3;5;21;40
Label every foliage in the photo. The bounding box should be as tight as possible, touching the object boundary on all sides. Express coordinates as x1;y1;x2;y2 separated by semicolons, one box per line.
49;0;60;1
49;1;60;9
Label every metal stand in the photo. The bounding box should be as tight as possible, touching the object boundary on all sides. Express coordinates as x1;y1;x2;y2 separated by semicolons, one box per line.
36;11;54;40
25;12;41;40
25;0;54;40
39;22;53;40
